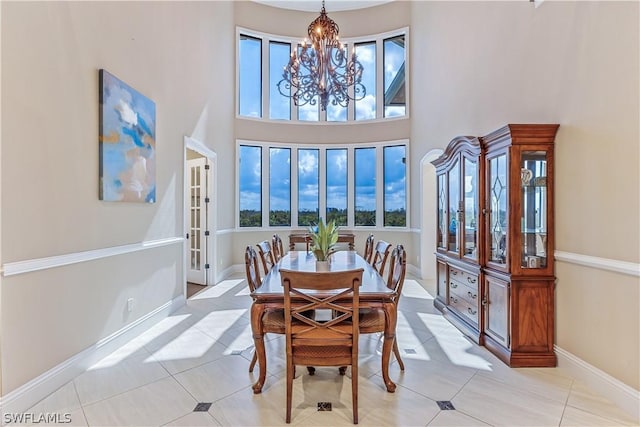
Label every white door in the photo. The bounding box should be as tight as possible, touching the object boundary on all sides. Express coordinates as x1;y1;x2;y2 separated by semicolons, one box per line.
187;157;209;284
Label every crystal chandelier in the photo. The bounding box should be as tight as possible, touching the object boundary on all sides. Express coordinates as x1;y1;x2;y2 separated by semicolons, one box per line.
277;0;366;111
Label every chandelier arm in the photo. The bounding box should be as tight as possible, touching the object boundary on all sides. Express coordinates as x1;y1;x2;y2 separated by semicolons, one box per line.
276;2;367;112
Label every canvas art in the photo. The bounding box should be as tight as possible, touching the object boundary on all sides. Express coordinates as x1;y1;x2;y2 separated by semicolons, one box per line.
99;69;156;203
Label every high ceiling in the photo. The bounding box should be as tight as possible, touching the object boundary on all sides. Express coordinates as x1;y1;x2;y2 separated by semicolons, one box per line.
253;0;393;12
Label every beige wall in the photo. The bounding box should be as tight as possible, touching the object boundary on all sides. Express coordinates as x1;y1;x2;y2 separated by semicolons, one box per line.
1;1;234;394
408;1;639;390
1;0;638;399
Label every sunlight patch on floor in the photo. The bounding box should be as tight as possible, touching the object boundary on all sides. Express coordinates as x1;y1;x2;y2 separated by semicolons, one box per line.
222;323;256;355
88;314;192;370
401;279;434;300
190;279;244;299
147;327;217;362
193;309;248;340
418;312;493;371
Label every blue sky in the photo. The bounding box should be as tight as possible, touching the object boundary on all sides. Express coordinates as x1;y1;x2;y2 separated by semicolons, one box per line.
238;33;406;216
239;145;406;214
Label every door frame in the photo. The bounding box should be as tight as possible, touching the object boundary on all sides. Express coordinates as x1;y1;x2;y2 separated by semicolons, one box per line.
183;136;217;293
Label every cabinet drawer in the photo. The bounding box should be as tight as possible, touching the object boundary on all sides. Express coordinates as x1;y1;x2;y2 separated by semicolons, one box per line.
448;267;479;292
451;281;479;306
449;290;479;325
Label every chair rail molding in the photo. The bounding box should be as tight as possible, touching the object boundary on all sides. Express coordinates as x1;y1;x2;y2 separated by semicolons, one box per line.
554;250;640;277
1;237;183;277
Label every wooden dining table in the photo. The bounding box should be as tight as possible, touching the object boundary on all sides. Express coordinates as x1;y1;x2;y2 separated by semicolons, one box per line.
250;250;398;394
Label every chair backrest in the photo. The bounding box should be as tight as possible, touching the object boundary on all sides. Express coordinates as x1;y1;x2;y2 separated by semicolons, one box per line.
256;240;276;275
272;234;285;262
244;245;262;293
371;240;392;276
386;245;407;304
363;234;375;264
281;268;363;356
281;268;363;424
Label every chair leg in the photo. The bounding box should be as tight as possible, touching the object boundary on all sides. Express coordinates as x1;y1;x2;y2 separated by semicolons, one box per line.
286;359;293;423
392;338;405;371
249;350;257;372
352;359;358;424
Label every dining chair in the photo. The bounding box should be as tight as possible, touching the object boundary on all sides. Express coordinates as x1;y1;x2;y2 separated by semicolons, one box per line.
363;234;374;264
257;240;276;275
281;268;363;424
370;240;392;276
359;244;407;371
272;234;285;262
245;245;286;374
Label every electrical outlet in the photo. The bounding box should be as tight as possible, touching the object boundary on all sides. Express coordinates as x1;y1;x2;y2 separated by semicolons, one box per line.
127;298;134;312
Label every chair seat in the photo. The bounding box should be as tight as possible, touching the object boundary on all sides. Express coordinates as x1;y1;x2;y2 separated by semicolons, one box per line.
293;345;353;366
262;309;286;333
358;308;385;332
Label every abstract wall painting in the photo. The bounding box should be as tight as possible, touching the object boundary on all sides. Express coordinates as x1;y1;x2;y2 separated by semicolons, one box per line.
99;69;156;203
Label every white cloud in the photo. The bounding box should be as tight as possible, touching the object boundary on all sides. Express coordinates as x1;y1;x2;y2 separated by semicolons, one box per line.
298;151;318;175
356;94;376;120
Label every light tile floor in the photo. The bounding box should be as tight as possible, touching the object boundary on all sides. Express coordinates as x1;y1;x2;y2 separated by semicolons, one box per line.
18;274;640;426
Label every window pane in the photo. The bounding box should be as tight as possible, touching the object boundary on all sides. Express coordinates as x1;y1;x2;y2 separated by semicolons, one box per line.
270;148;291;226
383;145;406;226
239;35;262;118
326;46;348;122
355;147;376;226
327;102;347;122
298;98;319;121
355;42;376;121
384;35;406;118
326;149;348;226
239;145;262;227
298;149;319;226
270;41;291;120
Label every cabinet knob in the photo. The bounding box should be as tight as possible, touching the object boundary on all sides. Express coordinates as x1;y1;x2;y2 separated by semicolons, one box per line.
468;291;477;299
468;307;477;315
481;298;488;306
450;282;458;288
467;276;476;284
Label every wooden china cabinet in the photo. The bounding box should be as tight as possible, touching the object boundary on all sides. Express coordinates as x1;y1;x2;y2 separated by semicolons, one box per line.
433;124;559;367
433;136;484;343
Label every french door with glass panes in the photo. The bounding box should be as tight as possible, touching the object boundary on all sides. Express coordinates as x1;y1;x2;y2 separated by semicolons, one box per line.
187;157;209;284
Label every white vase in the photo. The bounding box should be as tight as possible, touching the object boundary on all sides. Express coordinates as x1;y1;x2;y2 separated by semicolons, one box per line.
315;260;329;271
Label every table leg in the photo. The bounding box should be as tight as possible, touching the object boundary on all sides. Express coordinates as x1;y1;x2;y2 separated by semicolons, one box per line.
250;302;266;394
381;301;397;392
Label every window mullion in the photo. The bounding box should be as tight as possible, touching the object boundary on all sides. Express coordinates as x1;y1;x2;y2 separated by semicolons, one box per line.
262;146;269;227
262;36;269;119
376;145;384;227
319;149;327;223
376;37;384;120
347;147;355;228
291;147;299;226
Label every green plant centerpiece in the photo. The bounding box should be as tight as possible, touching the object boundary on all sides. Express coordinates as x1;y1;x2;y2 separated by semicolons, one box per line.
308;219;339;262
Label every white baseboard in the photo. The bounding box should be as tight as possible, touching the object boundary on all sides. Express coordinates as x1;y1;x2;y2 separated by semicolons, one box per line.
555;345;640;421
215;264;244;283
0;295;186;416
407;263;421;279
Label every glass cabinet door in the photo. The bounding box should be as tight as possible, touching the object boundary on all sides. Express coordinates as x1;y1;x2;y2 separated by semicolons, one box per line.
520;151;548;269
488;153;508;267
437;173;447;250
463;156;478;261
448;162;460;254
